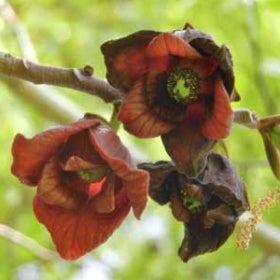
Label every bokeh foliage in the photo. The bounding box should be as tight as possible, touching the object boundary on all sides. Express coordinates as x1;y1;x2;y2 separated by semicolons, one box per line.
1;0;280;279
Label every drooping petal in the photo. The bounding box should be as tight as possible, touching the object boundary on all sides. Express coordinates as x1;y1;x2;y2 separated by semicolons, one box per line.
33;188;130;260
201;153;250;215
147;33;202;60
139;161;176;205
11;118;100;185
202;76;233;139
101;30;159;91
120;169;150;219
162;126;216;177
89;125;149;218
118;80;175;137
179;216;236;262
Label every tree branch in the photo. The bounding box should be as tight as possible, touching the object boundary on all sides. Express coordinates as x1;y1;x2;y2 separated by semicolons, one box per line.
254;222;280;256
2;75;83;123
0;0;37;61
0;51;122;103
0;223;58;261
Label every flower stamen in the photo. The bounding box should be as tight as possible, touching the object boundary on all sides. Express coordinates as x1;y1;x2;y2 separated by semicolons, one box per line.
167;68;200;104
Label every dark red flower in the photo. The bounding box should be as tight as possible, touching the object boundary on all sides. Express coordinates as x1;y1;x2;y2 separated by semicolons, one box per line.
102;24;238;175
11;116;149;260
140;153;249;262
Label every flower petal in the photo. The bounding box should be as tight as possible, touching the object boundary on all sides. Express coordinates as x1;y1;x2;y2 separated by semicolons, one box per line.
178;56;218;79
11;118;100;185
146;33;202;60
101;30;159;91
162;126;216;177
118;80;175;137
179;216;235;262
37;157;80;209
91;172;116;214
33;188;130;260
201;153;250;215
139;161;176;205
61;155;103;171
89;125;149;218
202;77;233;139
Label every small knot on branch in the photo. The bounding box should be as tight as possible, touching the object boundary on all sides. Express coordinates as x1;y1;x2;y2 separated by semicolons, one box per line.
82;65;94;76
73;65;94;81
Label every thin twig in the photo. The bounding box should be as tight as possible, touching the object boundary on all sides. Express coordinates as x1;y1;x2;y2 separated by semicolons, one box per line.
233;109;280;130
253;222;280;256
0;51;122;103
0;0;84;124
2;74;83;123
0;0;37;61
0;223;58;261
258;115;280;129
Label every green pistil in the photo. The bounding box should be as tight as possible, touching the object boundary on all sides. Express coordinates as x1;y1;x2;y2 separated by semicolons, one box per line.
167;68;200;104
173;78;191;100
181;188;203;212
77;166;107;182
183;196;203;212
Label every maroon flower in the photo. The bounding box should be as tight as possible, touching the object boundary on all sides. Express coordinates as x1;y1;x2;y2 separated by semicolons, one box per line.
140;153;249;262
11;116;149;260
101;24;238;175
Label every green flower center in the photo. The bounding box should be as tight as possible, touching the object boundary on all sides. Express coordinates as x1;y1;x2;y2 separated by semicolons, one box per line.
167;68;200;104
183;196;203;212
181;187;204;212
77;166;108;182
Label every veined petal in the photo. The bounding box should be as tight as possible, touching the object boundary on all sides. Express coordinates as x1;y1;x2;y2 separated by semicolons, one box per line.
33;188;130;260
37;158;80;209
202;77;233;139
11;118;100;185
89;125;149;218
147;33;202;60
118;81;175;137
121;169;149;218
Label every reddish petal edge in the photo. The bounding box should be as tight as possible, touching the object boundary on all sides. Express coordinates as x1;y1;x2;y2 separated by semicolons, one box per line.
33;188;130;260
146;32;202;60
202;76;233;140
118;81;175;138
89;126;149;218
11;118;100;185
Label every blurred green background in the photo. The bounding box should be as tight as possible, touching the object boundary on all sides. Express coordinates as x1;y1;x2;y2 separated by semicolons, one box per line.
1;0;280;279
